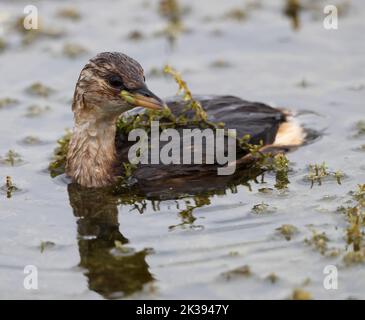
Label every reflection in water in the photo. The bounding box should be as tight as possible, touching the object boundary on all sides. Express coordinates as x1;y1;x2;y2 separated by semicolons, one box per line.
66;164;264;298
67;183;154;299
284;0;301;30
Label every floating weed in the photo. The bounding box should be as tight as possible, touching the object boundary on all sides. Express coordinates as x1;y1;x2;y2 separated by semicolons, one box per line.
297;78;311;88
209;59;232;68
221;265;251;280
292;289;312;300
304;230;329;255
0;97;19;109
276;224;298;241
25;105;51;117
343;250;365;266
62;43;88;58
284;0;301;30
239;136;290;190
48;130;72;177
228;251;239;257
157;0;188;46
252;202;276;214
258;187;274;194
223;8;246;21
272;154;290;190
1;176;19;198
127;30;144;41
306;162;343;187
39;241;55;253
266;273;279;284
14;16;64;45
26;82;54;97
21;136;42;146
56;7;81;21
354;120;365;137
343;184;365;261
0;150;23;166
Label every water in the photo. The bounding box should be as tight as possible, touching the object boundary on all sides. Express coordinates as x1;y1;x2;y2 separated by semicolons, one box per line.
0;0;364;299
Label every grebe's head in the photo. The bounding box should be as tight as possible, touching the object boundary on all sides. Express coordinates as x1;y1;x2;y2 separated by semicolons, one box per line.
72;52;164;121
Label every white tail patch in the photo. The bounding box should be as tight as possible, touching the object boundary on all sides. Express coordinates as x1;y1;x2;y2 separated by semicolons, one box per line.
273;118;305;147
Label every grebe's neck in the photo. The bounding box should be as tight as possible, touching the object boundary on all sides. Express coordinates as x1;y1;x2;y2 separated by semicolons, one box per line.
66;110;119;188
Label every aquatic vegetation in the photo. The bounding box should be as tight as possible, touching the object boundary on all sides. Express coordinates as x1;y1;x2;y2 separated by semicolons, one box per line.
251;202;276;214
209;59;232;68
157;0;189;46
223;8;246;21
239;136;291;190
284;0;301;30
13;16;64;45
276;224;298;241
292;288;312;300
0;38;6;52
0;150;23;166
266;273;279;284
127;30;144;41
48;130;72;178
26;82;54;97
343;250;365;266
56;7;81;21
297;78;311;88
306;162;343;187
163;65;208;123
221;265;251;280
304;230;331;255
0;97;18;109
39;241;55;253
272;154;290;190
62;43;88;58
25;105;51;117
2;176;19;199
21;136;42;145
343;184;365;258
354;120;365;137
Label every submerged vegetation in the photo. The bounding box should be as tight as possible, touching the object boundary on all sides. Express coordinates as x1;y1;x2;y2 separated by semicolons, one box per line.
0;150;23;166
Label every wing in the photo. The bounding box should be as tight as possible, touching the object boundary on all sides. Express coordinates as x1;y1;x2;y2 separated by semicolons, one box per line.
115;95;286;198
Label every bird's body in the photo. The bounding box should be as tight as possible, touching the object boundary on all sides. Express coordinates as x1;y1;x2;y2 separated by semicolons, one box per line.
65;52;304;189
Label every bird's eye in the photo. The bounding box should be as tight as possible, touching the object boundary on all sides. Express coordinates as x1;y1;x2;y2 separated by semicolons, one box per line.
143;76;146;82
108;75;124;89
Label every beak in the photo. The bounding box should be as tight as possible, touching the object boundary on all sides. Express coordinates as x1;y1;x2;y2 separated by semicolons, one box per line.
120;86;166;110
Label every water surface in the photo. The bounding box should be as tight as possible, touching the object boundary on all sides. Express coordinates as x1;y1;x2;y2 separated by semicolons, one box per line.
0;0;364;299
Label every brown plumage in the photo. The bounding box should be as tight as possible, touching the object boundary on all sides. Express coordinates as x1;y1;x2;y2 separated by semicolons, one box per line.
66;52;304;189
